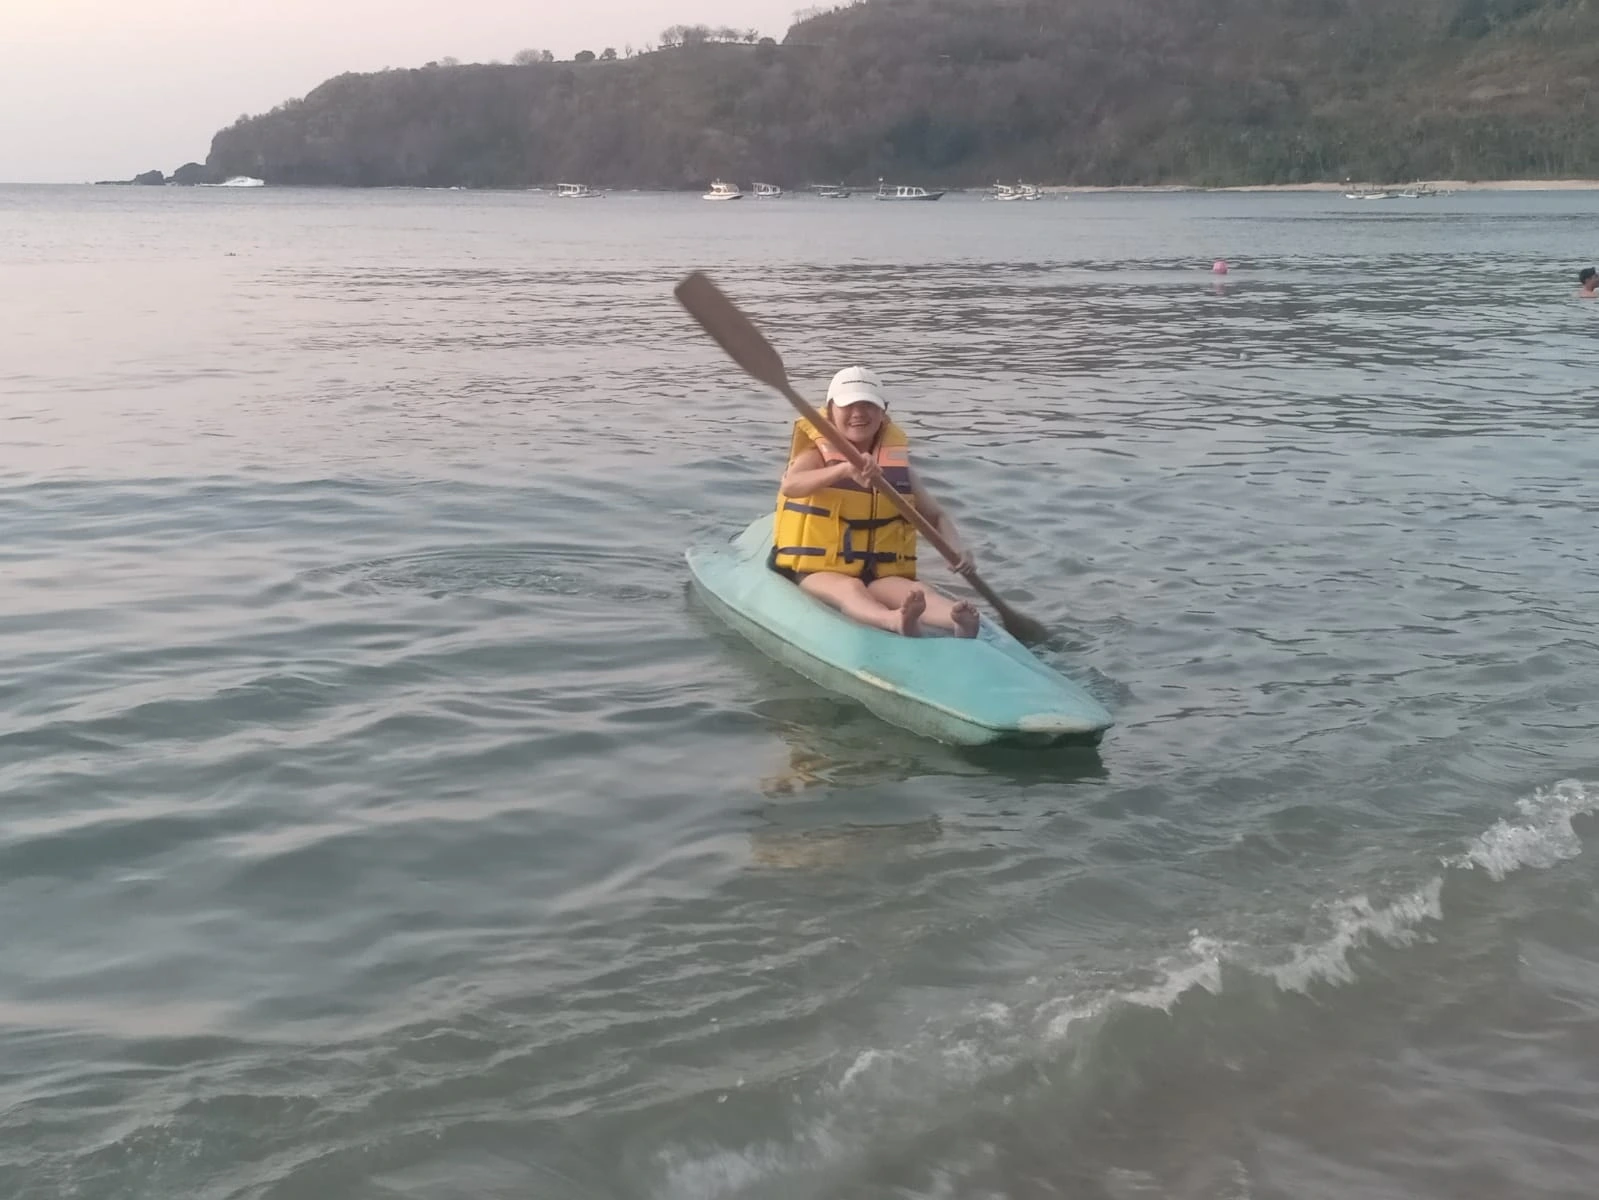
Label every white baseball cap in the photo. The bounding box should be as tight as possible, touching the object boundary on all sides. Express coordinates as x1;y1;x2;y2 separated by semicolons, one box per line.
826;365;886;410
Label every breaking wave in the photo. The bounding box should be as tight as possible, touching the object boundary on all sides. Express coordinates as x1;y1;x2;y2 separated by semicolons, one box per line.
653;779;1599;1197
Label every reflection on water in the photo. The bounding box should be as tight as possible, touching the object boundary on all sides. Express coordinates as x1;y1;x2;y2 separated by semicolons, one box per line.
750;817;945;870
747;696;1111;798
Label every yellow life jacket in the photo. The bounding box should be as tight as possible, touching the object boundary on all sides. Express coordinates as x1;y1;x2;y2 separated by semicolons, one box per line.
772;415;917;579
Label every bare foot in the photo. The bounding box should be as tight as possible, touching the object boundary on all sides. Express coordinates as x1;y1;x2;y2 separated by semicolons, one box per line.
895;586;927;637
951;599;980;639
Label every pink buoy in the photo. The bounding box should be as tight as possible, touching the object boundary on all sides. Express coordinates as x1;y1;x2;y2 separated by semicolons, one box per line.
1212;259;1229;275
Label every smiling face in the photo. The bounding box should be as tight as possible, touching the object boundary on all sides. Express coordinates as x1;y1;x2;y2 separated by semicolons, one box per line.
830;400;886;447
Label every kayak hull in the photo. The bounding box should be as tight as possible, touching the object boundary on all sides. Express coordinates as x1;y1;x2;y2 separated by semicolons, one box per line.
686;515;1113;747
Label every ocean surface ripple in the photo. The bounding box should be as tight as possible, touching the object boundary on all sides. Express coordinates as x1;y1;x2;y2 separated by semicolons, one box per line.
2;185;1597;1199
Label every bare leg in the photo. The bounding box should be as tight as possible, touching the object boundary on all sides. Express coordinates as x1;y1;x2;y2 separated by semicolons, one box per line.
800;571;926;636
868;577;980;638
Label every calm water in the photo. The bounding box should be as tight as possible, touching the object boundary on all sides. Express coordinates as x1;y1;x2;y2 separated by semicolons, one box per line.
3;184;1598;1199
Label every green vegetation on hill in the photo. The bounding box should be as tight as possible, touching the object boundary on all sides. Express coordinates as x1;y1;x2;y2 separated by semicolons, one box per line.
199;0;1599;187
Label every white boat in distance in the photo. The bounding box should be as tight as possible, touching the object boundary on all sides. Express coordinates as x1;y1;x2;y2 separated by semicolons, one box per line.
703;180;744;200
753;181;783;198
812;183;851;199
1347;182;1442;200
876;180;945;201
201;176;265;188
989;181;1041;201
556;182;604;198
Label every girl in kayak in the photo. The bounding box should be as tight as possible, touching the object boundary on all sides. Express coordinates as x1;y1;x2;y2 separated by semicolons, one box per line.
771;366;981;638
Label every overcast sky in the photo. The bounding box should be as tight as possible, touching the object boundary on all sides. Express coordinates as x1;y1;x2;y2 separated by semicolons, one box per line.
3;0;803;182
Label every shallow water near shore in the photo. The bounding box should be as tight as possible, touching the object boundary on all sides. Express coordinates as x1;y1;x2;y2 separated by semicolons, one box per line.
3;183;1599;1198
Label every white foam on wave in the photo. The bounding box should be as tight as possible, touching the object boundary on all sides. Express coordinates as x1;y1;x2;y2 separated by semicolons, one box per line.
1124;933;1230;1007
1091;778;1599;1008
1268;877;1445;992
1039;885;1446;1029
654;1023;1023;1197
838;1047;896;1090
1044;779;1599;1035
1453;777;1599;881
656;1122;844;1199
1042;997;1100;1042
651;780;1599;1196
1037;934;1232;1039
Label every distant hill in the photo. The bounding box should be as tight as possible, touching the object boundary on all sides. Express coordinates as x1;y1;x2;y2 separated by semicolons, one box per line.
199;0;1599;188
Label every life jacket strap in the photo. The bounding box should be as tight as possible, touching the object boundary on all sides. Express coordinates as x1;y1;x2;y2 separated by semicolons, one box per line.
842;524;908;564
842;516;902;533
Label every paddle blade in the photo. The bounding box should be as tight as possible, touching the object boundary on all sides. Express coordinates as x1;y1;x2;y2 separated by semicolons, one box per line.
673;272;790;394
998;605;1051;647
966;572;1050;645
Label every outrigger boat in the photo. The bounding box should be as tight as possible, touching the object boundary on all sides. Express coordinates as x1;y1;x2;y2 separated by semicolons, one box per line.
555;182;604;198
811;183;851;199
753;182;783;198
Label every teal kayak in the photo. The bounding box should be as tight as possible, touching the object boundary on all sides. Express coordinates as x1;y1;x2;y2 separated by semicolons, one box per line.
686;514;1114;747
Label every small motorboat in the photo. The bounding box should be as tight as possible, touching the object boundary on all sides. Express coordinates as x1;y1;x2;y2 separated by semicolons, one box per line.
875;180;946;201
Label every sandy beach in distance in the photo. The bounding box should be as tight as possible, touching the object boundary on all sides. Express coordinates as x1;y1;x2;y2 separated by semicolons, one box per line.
1039;179;1599;194
1222;179;1599;192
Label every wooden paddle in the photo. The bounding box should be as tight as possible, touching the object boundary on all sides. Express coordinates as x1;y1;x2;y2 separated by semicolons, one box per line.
673;270;1050;646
